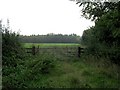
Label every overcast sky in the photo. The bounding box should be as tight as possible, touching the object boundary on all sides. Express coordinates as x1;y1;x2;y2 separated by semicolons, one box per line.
0;0;94;36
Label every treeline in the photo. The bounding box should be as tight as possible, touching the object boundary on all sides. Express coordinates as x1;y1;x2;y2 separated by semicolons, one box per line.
19;33;81;43
77;1;120;64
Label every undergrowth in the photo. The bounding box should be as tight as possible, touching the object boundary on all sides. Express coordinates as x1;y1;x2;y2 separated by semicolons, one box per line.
2;52;120;89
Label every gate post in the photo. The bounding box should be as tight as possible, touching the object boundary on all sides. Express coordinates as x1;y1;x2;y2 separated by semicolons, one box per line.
78;47;81;58
37;45;39;53
32;46;35;55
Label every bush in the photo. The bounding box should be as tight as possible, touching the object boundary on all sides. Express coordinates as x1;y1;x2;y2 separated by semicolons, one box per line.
81;11;120;65
31;54;55;74
1;20;26;89
2;29;24;67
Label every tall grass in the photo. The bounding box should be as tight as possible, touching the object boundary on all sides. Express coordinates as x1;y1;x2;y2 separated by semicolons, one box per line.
3;45;120;88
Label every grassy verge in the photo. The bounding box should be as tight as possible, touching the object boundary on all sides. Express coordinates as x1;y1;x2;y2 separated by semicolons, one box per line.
3;52;120;88
33;55;119;88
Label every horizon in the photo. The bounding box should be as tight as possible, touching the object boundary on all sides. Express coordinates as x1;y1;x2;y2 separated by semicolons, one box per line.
19;32;81;36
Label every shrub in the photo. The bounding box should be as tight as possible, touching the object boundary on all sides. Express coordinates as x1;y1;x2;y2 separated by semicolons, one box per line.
30;54;55;74
1;20;26;89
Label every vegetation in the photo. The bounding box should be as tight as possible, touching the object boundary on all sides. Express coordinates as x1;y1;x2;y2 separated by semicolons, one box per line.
23;43;80;48
19;33;81;43
77;1;120;65
1;1;120;89
1;20;27;88
2;49;120;88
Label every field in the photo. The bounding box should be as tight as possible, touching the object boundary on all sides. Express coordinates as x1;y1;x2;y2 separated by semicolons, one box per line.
22;43;80;48
3;43;120;88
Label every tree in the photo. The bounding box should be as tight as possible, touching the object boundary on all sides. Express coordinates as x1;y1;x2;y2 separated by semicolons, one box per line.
76;1;120;21
19;34;81;43
77;1;120;64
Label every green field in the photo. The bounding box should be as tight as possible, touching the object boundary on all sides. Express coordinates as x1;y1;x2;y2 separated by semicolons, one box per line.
22;43;80;48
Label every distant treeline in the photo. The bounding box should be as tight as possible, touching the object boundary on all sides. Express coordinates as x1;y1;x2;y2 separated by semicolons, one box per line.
19;33;81;43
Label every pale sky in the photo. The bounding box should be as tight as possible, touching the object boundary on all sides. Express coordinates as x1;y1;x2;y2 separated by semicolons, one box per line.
0;0;94;36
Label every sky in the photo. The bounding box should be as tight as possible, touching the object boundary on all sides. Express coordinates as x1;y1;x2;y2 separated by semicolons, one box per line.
0;0;94;36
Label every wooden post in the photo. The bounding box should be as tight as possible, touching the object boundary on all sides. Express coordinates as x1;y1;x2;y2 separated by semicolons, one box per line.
37;45;39;53
32;46;35;55
78;47;81;58
78;47;84;57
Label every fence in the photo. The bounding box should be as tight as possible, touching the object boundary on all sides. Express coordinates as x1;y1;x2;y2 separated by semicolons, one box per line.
25;46;84;58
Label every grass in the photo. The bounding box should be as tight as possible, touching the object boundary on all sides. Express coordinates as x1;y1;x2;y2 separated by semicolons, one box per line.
3;43;120;88
25;54;119;88
22;43;80;48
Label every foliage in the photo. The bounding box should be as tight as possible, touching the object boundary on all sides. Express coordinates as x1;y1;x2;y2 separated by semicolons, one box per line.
1;1;120;88
94;10;120;46
1;20;27;89
2;53;56;88
29;54;55;74
2;41;120;88
76;1;120;21
79;1;120;65
1;25;25;67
